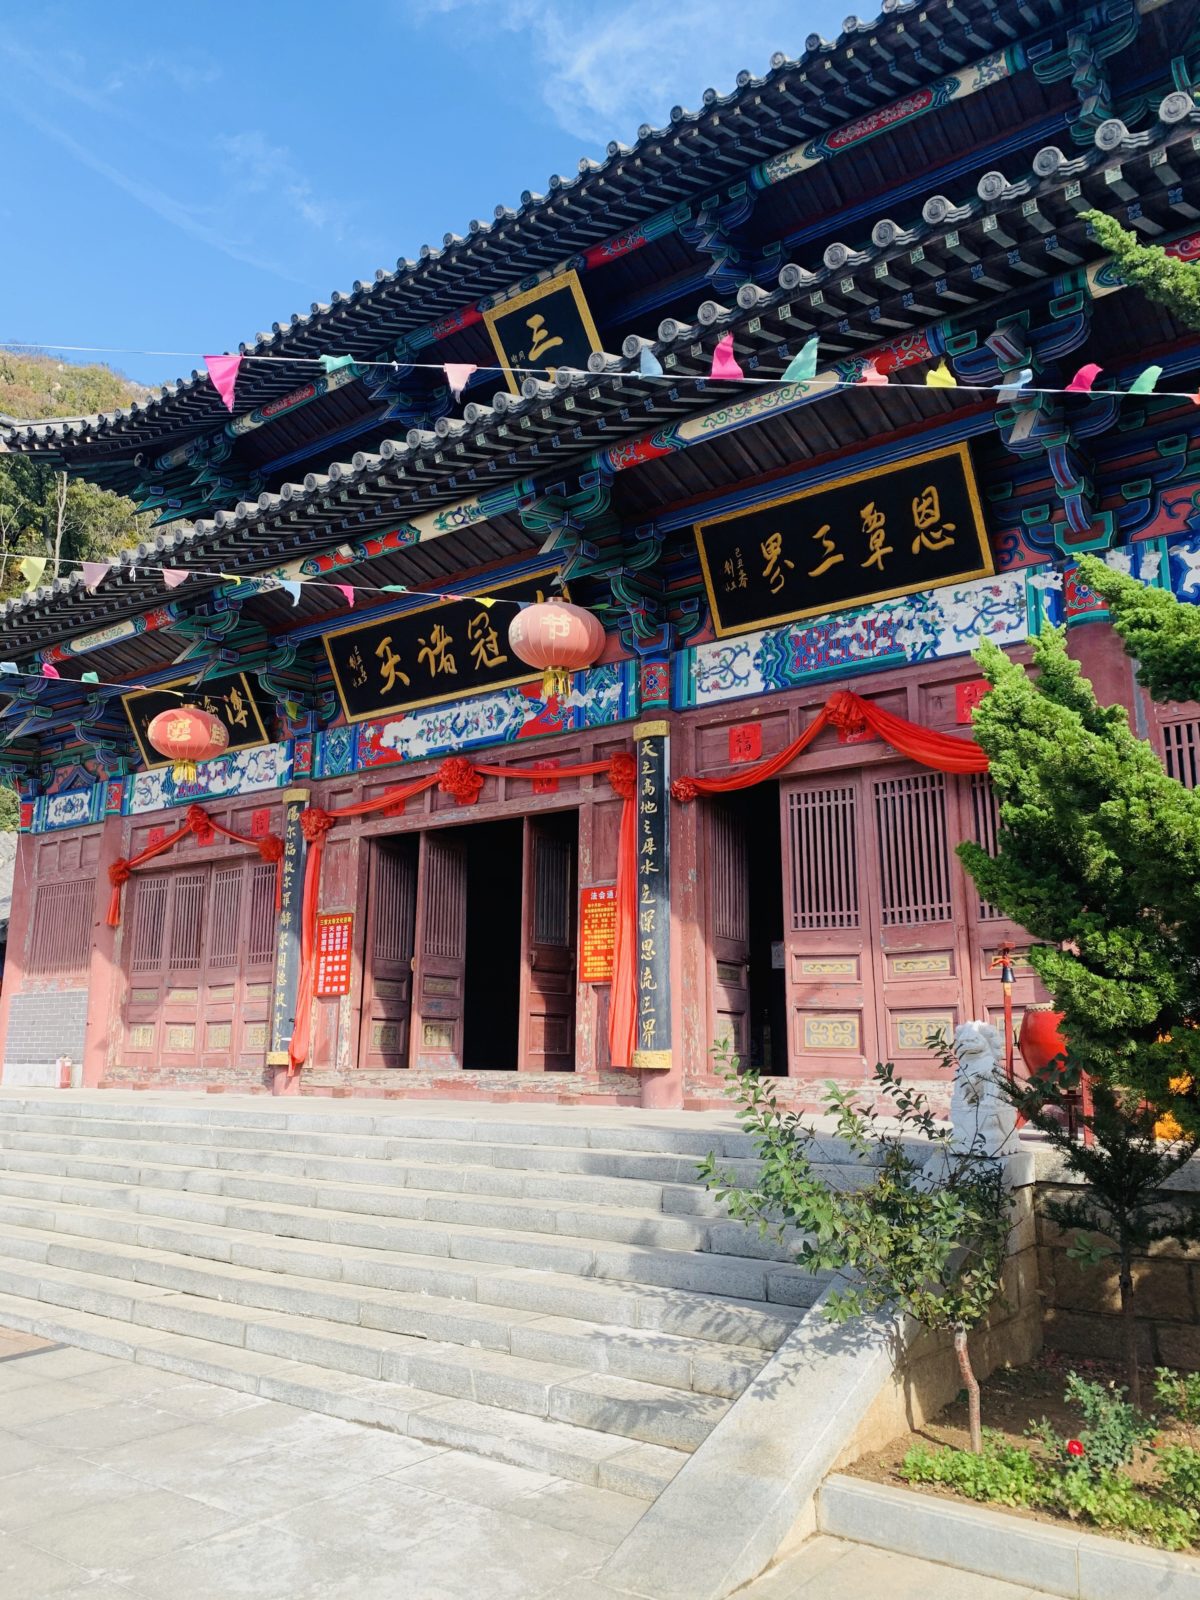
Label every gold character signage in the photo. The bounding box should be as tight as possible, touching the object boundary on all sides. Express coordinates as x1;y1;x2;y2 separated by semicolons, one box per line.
633;722;672;1070
324;569;566;723
483;270;603;394
122;672;269;769
694;442;993;638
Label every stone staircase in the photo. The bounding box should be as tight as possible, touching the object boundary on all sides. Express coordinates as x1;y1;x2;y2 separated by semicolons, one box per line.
0;1096;821;1507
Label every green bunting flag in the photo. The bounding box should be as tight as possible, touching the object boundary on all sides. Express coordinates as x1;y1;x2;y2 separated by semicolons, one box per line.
781;338;819;384
1128;364;1163;395
82;671;99;683
319;354;356;375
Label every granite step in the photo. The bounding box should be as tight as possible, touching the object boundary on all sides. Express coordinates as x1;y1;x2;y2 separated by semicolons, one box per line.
0;1288;684;1498
0;1217;766;1397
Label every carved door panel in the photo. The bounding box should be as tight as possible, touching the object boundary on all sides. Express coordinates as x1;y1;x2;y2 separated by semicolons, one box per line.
707;799;751;1061
202;864;244;1065
123;871;172;1071
411;831;467;1069
520;817;577;1071
868;767;973;1069
359;837;418;1069
781;776;877;1078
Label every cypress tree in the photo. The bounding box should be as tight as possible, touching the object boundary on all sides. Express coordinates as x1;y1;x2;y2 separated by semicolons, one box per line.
957;628;1200;1141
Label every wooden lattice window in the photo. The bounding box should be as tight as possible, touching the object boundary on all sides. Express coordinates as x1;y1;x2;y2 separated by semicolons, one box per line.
787;784;860;931
533;832;572;947
167;872;206;970
247;862;278;966
1162;719;1200;789
375;844;416;965
207;866;243;969
873;772;953;926
969;772;1005;921
27;877;95;976
424;841;466;958
710;803;749;943
129;874;169;972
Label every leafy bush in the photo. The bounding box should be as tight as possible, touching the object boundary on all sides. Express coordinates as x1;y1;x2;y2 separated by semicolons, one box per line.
1158;1445;1200;1505
901;1436;1040;1506
1031;1374;1157;1476
898;1371;1200;1551
1154;1367;1200;1426
701;1046;1014;1451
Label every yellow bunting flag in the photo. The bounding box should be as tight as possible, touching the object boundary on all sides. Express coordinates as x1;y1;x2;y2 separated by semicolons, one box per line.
17;556;46;589
925;361;957;389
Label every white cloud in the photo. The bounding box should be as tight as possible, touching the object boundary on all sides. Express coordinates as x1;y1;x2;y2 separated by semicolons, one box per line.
404;0;813;144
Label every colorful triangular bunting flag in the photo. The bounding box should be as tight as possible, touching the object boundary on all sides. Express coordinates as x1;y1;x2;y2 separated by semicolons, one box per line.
204;354;243;412
161;568;188;589
82;671;98;684
334;583;355;608
319;354;356;376
81;561;111;591
1128;364;1163;395
40;662;60;679
858;359;888;386
926;360;957;389
0;662;17;675
638;347;663;377
782;338;819;384
709;335;744;381
443;363;477;399
280;580;302;607
17;556;46;590
1066;362;1102;393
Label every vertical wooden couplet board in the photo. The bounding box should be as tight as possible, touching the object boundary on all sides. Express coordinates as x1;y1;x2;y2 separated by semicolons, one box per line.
633;720;672;1069
268;788;309;1069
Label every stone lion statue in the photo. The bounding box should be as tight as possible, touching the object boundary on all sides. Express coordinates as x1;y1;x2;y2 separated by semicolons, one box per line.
949;1020;1018;1158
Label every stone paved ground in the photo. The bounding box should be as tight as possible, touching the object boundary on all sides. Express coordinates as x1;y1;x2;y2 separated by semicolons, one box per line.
0;1337;1054;1600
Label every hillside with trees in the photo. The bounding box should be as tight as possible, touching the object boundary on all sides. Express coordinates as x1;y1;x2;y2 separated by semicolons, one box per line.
0;350;154;595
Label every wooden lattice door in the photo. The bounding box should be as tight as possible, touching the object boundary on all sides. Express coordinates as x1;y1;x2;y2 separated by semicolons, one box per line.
519;816;577;1071
708;799;751;1060
410;831;467;1070
122;858;276;1073
359;837;418;1069
781;776;876;1078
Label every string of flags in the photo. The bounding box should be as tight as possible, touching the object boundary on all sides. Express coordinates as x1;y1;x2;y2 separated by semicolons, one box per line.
4;549;525;611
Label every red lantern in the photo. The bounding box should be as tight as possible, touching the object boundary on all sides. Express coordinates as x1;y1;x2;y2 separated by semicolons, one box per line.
146;705;229;784
1018;1004;1069;1080
507;601;605;701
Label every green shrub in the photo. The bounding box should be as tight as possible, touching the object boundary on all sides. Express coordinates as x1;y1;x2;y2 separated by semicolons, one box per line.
1158;1445;1200;1504
900;1437;1040;1506
1154;1367;1200;1426
1050;1468;1199;1552
1031;1374;1157;1476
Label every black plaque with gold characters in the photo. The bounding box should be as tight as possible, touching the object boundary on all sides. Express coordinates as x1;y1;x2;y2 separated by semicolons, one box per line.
695;442;993;638
122;673;269;768
482;270;603;393
323;568;565;723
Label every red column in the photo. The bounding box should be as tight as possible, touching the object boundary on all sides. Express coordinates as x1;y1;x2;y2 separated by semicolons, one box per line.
83;813;129;1087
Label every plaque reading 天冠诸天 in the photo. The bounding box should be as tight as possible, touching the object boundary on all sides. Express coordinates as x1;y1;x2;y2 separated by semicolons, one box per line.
694;442;993;638
482;270;603;394
323;569;565;723
122;673;269;769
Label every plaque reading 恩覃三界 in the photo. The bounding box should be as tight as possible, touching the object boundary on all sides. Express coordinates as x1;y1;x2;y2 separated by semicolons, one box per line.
122;673;269;768
695;442;993;638
322;569;564;723
482;270;603;394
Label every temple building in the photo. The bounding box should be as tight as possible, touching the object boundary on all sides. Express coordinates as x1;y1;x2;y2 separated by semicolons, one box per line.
2;0;1199;1108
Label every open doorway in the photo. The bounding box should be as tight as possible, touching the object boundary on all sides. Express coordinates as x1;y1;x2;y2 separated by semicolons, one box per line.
462;818;523;1069
709;784;787;1074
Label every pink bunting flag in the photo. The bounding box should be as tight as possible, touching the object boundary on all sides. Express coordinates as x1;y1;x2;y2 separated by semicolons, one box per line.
81;561;111;591
1066;362;1102;394
41;662;60;679
335;583;355;608
161;568;188;589
858;358;888;385
709;335;744;381
444;363;477;400
204;354;243;412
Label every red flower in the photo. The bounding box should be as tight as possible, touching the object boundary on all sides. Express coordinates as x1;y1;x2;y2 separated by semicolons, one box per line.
1066;1440;1085;1458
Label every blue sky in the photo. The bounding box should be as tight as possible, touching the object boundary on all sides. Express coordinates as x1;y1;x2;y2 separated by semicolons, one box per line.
0;0;848;394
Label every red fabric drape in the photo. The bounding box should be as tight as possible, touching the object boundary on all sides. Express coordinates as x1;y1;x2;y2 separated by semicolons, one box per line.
287;752;637;1073
106;803;286;926
671;688;987;803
